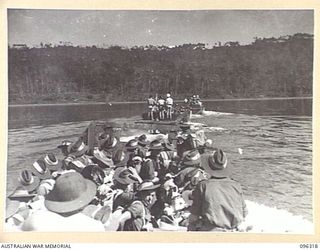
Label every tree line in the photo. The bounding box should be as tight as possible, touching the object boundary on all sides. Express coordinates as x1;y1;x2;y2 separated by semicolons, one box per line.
8;33;313;104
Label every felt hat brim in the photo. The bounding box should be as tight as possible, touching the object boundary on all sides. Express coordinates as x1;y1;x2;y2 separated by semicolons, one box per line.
8;188;37;203
113;167;137;185
182;157;201;166
137;183;160;192
67;144;88;157
114;154;129;168
48;160;63;171
138;140;150;147
30;167;52;180
200;154;230;178
81;165;105;185
126;146;138;151
93;151;114;169
6;199;20;219
42;157;63;172
149;145;164;151
17;175;41;192
81;164;102;177
44;179;97;214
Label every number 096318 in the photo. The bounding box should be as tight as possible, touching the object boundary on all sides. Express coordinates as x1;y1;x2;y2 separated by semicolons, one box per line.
300;244;318;248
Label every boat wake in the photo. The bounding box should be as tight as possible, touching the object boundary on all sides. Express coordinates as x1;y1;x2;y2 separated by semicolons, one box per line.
243;200;313;234
191;110;233;118
203;126;227;132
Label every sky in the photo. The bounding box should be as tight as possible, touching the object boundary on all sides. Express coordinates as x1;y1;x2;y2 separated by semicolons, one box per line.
8;9;314;48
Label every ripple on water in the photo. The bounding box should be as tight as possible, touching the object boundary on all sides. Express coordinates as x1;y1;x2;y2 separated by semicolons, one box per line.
6;108;313;222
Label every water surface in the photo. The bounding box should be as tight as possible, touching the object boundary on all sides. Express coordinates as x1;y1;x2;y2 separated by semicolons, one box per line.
6;98;313;222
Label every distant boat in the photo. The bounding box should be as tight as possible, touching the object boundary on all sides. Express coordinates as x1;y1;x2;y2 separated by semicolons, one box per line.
141;104;191;123
189;102;205;114
135;120;178;126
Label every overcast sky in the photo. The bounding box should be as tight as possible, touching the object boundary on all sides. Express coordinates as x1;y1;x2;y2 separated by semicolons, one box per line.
8;9;314;47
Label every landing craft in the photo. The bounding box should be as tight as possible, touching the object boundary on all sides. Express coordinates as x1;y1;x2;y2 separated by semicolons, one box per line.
188;95;205;115
4;118;313;233
189;102;205;115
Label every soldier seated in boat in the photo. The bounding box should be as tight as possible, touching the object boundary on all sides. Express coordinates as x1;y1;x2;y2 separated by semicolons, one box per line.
188;149;247;231
111;167;140;212
116;182;160;231
137;134;150;156
177;134;198;158
157;142;179;182
125;139;147;163
143;140;166;183
22;172;105;231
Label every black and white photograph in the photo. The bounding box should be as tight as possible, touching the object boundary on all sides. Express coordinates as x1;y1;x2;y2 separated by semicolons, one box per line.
4;7;315;237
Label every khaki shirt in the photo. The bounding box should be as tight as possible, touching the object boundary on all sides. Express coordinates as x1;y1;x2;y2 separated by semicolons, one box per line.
190;177;248;230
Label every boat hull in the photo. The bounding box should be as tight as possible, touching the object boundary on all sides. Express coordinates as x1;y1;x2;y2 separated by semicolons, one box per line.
190;105;205;115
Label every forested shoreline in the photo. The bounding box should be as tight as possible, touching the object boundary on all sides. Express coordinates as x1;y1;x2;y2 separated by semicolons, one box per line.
8;33;313;104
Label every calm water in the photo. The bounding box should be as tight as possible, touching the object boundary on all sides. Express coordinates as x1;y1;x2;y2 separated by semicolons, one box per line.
6;98;313;221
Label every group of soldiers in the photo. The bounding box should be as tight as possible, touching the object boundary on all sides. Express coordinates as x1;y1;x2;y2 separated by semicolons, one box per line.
6;121;248;232
147;93;174;120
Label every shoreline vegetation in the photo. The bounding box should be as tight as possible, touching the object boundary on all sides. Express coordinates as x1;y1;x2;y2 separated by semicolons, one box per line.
9;33;313;105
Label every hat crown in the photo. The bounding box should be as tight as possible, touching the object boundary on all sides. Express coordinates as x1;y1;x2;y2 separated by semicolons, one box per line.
138;181;157;191
132;155;143;162
20;170;33;184
81;165;105;185
114;167;137;184
126;139;138;148
70;159;86;171
138;135;149;145
114;150;125;162
102;150;113;159
71;139;84;150
46;172;92;202
34;159;47;172
90;167;105;185
184;150;200;161
209;149;227;170
119;169;132;179
149;140;163;150
47;153;56;162
103;136;117;148
138;134;147;141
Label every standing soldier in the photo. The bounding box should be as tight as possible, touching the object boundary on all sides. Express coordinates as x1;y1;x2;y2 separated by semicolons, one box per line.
147;95;156;120
165;93;174;120
157;96;165;120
